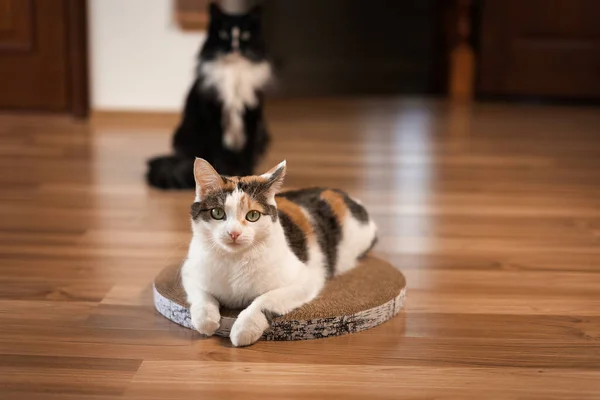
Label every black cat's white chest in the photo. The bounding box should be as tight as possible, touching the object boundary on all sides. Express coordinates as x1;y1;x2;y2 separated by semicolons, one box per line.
198;55;272;151
199;55;272;109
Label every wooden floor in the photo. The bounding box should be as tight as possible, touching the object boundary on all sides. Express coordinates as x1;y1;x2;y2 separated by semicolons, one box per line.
1;99;600;399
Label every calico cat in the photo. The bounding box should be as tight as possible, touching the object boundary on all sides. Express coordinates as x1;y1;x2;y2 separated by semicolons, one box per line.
147;3;272;189
182;158;378;346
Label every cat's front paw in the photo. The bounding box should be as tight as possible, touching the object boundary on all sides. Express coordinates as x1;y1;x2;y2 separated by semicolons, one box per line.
230;308;269;347
190;303;221;337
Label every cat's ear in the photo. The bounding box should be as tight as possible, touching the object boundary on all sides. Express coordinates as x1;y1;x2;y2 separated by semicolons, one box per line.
261;160;286;197
209;2;222;18
194;158;223;201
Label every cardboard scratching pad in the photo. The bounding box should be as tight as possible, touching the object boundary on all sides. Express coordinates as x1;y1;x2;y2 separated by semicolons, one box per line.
153;256;406;341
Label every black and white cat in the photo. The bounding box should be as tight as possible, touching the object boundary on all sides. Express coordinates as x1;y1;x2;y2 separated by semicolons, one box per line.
147;3;273;189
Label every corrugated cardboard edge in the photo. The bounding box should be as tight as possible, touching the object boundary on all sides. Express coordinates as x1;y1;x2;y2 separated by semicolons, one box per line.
153;265;406;341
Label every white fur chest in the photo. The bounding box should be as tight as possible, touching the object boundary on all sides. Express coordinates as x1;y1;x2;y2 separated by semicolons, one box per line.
184;243;297;309
200;54;272;110
199;54;272;151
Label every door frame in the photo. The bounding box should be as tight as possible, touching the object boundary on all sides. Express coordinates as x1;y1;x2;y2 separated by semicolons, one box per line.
65;0;89;118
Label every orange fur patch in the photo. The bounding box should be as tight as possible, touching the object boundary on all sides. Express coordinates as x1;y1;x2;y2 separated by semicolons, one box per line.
221;178;237;191
238;175;269;184
320;190;347;222
275;197;314;238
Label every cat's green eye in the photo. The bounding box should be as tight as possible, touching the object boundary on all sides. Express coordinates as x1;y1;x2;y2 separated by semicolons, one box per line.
246;210;261;222
210;207;225;220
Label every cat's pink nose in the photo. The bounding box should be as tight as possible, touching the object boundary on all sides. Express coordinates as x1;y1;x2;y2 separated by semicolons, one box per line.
228;231;241;241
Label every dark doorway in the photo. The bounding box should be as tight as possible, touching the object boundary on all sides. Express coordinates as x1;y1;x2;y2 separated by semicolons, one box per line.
262;0;444;97
0;0;89;117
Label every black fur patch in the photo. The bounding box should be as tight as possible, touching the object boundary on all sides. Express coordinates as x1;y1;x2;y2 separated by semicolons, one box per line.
236;180;267;201
264;204;278;222
147;155;196;190
278;211;308;263
277;187;324;203
235;180;256;192
190;190;233;221
311;201;342;277
190;202;203;220
277;188;342;277
333;189;369;223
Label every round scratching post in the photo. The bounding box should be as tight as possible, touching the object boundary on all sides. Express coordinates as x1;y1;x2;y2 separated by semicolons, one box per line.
153;256;406;341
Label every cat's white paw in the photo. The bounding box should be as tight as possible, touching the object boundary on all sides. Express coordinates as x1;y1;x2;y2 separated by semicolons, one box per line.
230;308;269;347
223;129;246;152
190;304;221;337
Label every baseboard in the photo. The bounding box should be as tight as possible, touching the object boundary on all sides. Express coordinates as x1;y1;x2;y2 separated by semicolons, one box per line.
91;110;180;128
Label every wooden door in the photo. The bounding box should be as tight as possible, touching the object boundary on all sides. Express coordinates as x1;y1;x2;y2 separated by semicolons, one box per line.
478;0;600;99
0;0;88;116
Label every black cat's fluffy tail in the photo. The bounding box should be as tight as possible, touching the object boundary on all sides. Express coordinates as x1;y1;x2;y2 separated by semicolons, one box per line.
147;155;196;190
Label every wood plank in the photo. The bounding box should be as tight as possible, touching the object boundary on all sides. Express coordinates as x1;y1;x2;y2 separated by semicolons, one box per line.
126;361;600;399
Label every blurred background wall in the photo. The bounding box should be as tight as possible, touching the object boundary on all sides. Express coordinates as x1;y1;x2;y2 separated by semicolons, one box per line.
89;0;204;112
